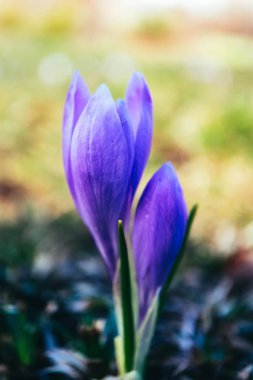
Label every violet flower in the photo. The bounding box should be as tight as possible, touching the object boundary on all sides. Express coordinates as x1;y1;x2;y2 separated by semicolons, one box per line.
133;163;188;321
63;71;153;277
62;71;190;376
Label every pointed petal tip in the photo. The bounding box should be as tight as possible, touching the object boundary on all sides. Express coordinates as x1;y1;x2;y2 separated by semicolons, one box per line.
72;69;81;80
160;161;175;174
128;72;152;102
70;70;86;89
131;71;144;81
93;83;114;103
128;72;144;90
96;83;111;94
157;162;181;180
64;70;90;110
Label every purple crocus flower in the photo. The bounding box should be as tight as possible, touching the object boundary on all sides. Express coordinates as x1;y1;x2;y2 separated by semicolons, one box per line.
133;163;188;321
63;71;152;277
63;71;188;325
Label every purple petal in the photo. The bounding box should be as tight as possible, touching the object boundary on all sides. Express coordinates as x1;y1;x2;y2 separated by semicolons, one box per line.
125;72;153;208
62;71;90;203
115;99;135;175
115;99;135;224
133;163;188;322
70;85;132;277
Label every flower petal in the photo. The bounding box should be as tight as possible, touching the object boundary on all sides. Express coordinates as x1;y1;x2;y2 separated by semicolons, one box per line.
125;72;153;203
115;99;135;224
115;99;135;177
70;85;132;277
133;163;188;321
62;71;90;203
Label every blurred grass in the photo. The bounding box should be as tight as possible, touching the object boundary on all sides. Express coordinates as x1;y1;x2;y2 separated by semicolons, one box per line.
0;4;253;253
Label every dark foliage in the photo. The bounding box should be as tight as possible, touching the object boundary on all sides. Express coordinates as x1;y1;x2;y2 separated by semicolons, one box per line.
0;213;253;380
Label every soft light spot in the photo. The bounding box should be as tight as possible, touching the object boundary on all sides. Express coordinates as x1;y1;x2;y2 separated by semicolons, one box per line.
100;53;135;84
38;52;73;85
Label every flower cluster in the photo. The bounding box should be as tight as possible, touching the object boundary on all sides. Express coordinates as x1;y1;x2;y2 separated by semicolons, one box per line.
62;71;188;376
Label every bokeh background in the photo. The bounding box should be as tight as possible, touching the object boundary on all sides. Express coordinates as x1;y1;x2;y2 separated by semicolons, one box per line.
0;0;253;260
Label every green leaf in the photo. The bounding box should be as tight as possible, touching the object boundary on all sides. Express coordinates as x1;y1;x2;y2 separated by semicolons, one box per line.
126;241;139;332
4;307;35;366
114;335;125;376
134;290;160;376
118;220;136;373
159;204;198;310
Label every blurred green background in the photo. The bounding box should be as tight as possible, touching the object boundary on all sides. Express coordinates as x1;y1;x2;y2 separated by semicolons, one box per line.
0;0;253;258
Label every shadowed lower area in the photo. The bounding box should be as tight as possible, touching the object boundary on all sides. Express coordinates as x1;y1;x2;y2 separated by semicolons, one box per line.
0;212;253;379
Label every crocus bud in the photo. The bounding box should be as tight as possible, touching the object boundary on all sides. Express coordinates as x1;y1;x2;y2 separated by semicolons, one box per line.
133;163;188;322
63;72;153;278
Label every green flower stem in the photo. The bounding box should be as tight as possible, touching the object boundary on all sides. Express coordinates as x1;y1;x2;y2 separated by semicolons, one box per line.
118;220;136;373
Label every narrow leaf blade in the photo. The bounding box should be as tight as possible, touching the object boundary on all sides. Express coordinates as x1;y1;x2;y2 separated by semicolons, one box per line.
134;290;160;375
118;220;136;373
159;204;198;309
